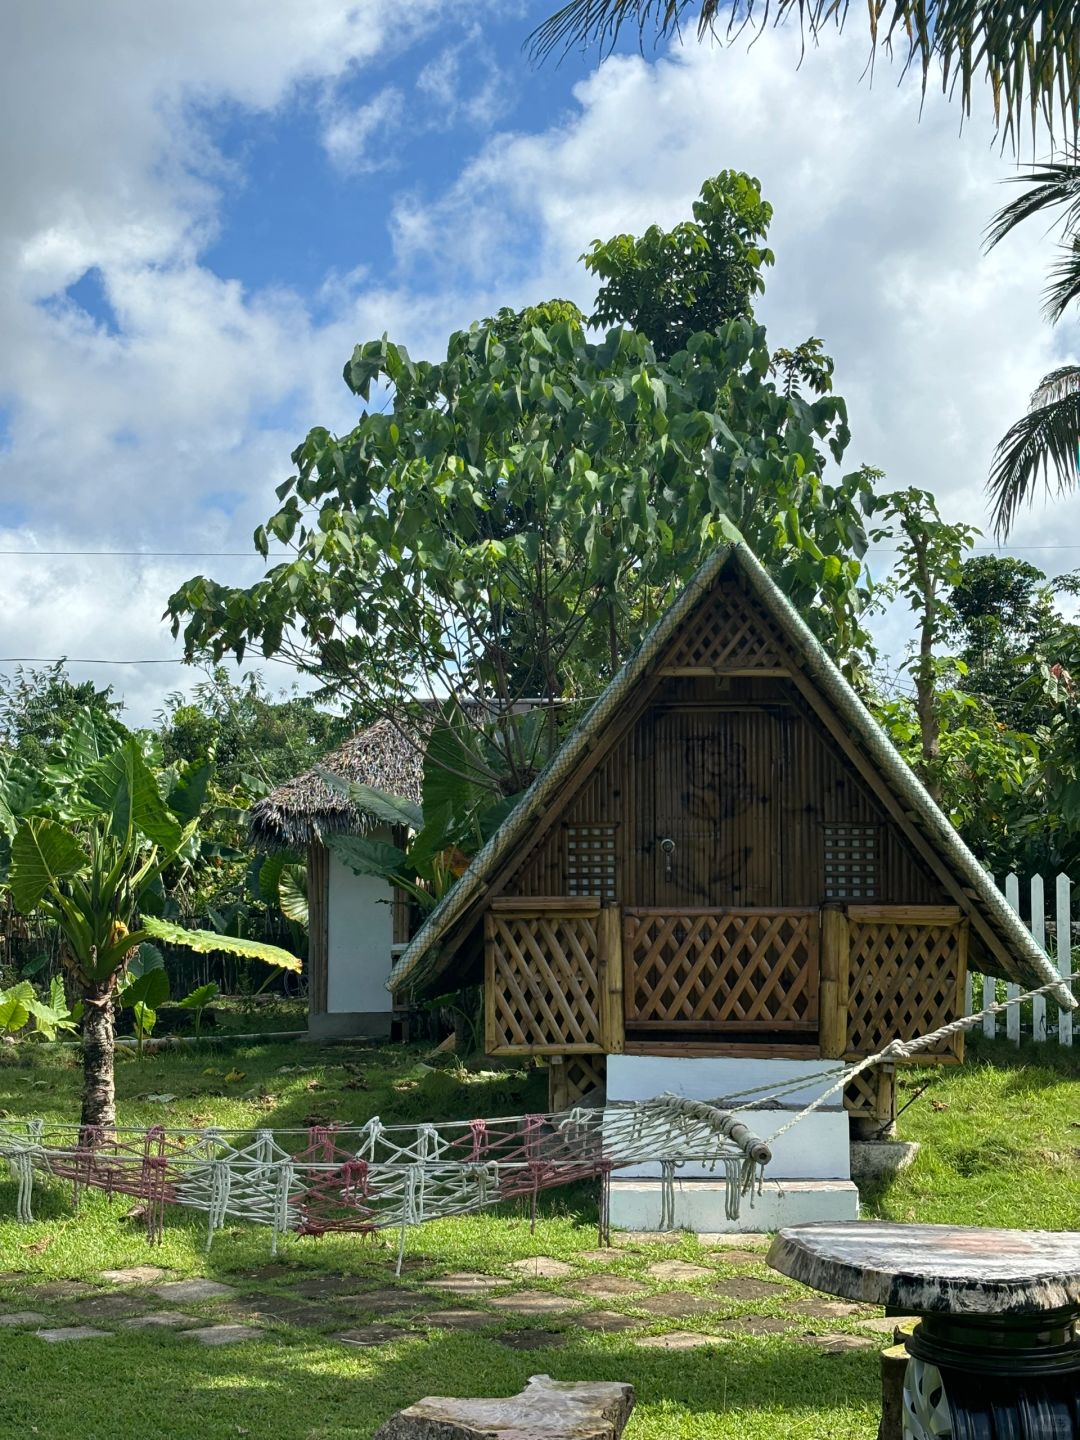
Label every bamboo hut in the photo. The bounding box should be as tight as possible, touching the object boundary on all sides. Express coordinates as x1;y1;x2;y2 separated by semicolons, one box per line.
389;544;1073;1228
252;719;422;1039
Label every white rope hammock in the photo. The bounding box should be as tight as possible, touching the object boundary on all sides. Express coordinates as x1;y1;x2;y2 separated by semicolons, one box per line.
0;968;1072;1259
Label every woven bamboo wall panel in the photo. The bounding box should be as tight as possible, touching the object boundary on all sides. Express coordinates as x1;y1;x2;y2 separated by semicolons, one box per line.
485;909;605;1054
624;908;820;1030
846;916;966;1060
663;584;788;672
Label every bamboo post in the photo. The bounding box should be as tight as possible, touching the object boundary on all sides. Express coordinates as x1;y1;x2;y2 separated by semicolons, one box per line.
598;906;624;1055
548;1057;569;1112
483;913;499;1055
819;907;850;1059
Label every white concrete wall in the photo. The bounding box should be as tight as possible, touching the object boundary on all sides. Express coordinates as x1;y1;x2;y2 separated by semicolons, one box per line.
326;836;395;1016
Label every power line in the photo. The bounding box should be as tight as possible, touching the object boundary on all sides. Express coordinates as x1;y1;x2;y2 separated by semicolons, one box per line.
0;550;266;558
0;657;190;666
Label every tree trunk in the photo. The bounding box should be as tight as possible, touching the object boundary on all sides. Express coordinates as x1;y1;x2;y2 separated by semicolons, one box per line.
79;980;116;1137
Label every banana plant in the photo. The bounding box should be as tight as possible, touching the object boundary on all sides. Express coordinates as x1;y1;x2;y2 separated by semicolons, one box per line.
0;710;299;1133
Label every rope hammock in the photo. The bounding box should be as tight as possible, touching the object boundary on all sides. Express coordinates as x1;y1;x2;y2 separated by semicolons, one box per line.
0;1097;771;1265
0;967;1073;1262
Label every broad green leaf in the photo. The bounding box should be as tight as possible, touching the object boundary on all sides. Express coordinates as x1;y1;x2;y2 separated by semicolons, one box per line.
131;1000;157;1037
8;818;86;913
278;864;309;927
256;852;287;907
136;916;302;973
128;942;165;979
75;738;183;851
318;771;423;831
177;982;219;1011
118;967;170;1011
167;760;212;824
329;834;410;883
0;981;35;1035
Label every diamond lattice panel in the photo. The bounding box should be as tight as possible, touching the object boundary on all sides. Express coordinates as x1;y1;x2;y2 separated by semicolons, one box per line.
664;585;788;672
624;909;819;1029
846;920;964;1059
486;911;604;1054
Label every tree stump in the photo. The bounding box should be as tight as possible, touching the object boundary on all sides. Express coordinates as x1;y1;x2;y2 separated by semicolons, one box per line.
372;1373;635;1440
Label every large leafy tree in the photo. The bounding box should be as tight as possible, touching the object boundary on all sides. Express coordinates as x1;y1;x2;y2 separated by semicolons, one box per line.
168;175;880;795
585;170;774;358
0;712;299;1133
985;157;1080;535
530;1;1080;147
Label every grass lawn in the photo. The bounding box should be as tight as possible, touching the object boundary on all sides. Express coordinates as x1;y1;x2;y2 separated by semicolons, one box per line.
0;1028;1077;1440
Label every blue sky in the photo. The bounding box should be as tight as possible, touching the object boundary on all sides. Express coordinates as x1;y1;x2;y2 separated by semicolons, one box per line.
0;2;1076;724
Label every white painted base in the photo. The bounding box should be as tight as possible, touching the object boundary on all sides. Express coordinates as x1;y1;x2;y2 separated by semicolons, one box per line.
609;1177;861;1233
606;1053;853;1179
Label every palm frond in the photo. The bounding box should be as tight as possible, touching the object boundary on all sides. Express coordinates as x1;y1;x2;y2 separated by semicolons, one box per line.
529;2;1080;147
988;368;1080;536
985;159;1080;252
1044;237;1080;323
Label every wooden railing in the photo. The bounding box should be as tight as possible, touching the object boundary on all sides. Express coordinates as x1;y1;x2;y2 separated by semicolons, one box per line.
820;905;968;1064
622;907;820;1031
484;898;624;1056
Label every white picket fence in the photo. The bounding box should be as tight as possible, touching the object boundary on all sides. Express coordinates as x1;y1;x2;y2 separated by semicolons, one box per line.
965;873;1075;1046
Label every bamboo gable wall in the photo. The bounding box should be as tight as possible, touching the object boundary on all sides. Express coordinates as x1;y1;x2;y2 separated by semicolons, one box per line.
503;671;948;915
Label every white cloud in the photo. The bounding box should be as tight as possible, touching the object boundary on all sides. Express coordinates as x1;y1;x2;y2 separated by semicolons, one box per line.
321;86;403;174
385;37;1078;662
0;9;1076;725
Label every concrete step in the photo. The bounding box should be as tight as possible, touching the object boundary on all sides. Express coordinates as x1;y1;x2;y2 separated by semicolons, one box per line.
609;1177;861;1233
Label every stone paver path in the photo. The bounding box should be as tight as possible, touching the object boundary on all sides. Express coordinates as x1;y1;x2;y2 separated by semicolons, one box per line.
712;1276;788;1301
575;1274;646;1299
573;1310;641;1333
634;1331;729;1350
507;1256;576;1279
100;1265;167;1285
0;1310;48;1326
154;1279;235;1303
636;1293;723;1319
494;1328;566;1350
646;1260;713;1283
486;1290;581;1317
122;1311;200;1329
791;1298;868;1320
722;1315;796;1337
423;1309;498;1332
335;1325;413;1348
37;1325;112;1343
421;1272;511;1296
0;1232;900;1367
799;1333;877;1354
185;1324;263;1346
70;1295;146;1322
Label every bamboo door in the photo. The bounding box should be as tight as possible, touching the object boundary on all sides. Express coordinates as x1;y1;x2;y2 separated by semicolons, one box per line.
641;707;780;908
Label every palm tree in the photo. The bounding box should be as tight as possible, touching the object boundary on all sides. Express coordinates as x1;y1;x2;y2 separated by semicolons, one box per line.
985;157;1080;536
530;1;1080;148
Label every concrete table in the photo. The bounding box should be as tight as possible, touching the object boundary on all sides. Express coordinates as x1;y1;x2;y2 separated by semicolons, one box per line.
767;1221;1080;1439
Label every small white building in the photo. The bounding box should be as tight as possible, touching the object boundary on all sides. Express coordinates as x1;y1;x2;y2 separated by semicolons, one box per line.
249;720;422;1040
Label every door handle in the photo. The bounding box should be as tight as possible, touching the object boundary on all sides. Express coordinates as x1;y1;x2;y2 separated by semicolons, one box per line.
659;836;676;882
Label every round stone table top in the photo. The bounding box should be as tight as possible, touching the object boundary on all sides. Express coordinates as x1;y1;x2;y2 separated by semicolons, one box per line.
767;1222;1080;1316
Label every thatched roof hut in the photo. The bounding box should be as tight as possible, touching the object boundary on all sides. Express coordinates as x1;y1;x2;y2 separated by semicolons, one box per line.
249;718;423;850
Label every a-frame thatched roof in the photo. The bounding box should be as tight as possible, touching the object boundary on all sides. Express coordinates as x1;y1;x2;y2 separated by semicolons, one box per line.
249;718;423;850
388;542;1075;1009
